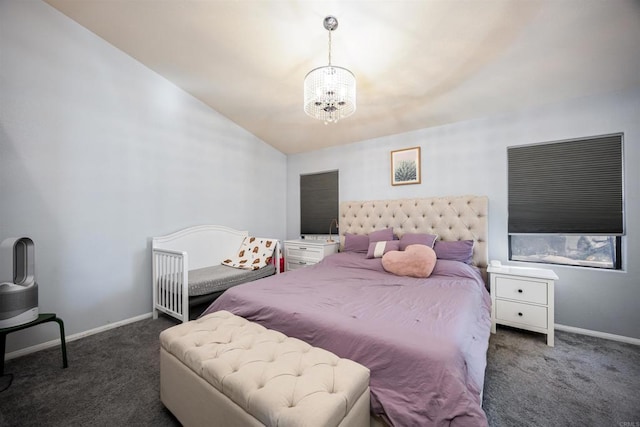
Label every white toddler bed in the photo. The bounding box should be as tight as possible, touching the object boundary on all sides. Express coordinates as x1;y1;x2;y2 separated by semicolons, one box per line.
152;225;280;323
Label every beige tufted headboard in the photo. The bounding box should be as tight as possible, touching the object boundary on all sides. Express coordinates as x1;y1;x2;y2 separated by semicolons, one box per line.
339;195;489;278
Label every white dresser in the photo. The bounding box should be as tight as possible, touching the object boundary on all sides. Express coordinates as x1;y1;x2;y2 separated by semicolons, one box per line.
488;264;559;346
283;239;339;271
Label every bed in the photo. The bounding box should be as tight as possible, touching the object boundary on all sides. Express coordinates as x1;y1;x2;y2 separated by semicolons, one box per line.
203;195;491;426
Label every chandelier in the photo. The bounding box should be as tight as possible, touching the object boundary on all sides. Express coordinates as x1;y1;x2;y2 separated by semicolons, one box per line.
304;16;356;124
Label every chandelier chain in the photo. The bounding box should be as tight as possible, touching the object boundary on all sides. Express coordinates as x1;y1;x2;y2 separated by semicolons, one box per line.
328;29;332;66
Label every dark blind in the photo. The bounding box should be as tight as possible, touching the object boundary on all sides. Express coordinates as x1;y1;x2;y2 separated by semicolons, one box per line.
508;134;623;235
300;170;339;235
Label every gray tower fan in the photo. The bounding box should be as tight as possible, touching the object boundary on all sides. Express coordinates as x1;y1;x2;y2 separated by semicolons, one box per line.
0;237;39;328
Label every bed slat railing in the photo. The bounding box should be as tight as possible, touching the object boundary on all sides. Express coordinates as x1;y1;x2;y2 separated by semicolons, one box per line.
152;249;189;322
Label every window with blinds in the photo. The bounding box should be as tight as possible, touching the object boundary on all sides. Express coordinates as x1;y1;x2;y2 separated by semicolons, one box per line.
508;134;623;269
300;170;339;236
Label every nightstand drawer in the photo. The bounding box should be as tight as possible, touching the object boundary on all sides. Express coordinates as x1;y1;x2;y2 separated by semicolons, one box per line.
496;300;547;329
495;276;547;305
285;260;315;271
285;246;322;261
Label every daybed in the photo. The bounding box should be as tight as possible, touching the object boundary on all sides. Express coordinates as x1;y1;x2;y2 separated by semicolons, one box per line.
152;225;280;323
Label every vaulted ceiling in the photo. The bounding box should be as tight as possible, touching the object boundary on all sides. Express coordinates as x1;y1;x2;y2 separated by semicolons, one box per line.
44;0;640;154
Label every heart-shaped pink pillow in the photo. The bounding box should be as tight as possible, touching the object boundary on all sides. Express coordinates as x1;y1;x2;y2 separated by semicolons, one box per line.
381;244;437;278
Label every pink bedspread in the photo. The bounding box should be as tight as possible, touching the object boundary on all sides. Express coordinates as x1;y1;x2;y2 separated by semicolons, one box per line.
204;252;491;426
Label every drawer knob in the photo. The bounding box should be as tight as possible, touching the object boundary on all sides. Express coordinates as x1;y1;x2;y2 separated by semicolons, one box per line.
299;247;307;250
518;312;523;317
517;289;523;293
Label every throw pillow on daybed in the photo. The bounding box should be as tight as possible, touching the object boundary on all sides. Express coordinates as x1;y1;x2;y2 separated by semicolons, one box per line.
381;244;437;278
222;237;277;270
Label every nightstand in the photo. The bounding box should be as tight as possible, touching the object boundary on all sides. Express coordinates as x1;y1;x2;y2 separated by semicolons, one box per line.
488;264;559;346
283;239;339;271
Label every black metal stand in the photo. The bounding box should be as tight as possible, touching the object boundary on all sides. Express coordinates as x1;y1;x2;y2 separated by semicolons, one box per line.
0;313;68;375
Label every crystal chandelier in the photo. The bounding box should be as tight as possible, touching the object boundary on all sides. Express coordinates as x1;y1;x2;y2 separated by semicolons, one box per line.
304;16;356;124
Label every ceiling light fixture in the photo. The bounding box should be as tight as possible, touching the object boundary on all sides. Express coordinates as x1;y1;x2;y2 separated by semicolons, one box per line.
304;16;356;124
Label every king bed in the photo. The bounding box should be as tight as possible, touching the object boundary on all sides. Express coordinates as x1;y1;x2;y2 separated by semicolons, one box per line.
203;195;491;426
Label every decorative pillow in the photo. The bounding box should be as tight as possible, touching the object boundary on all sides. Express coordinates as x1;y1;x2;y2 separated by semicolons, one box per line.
222;237;277;270
343;233;369;253
368;227;394;243
366;240;401;259
381;245;437;278
398;233;438;250
433;240;475;264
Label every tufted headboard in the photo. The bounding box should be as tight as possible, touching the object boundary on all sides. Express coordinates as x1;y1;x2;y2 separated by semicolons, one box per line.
339;195;489;278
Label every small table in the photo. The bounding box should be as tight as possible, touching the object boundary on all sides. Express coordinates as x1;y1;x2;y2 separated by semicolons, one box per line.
0;313;68;375
488;265;558;346
283;239;339;271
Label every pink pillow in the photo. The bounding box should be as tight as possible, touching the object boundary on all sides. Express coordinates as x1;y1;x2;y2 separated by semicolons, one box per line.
381;244;437;278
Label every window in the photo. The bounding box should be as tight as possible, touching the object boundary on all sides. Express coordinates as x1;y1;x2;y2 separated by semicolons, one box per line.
508;134;624;270
510;235;620;269
300;170;339;236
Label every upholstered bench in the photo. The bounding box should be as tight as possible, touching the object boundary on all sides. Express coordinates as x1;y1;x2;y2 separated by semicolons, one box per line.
159;310;371;427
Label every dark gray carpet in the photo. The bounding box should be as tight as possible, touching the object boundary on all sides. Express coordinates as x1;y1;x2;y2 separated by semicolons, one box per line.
0;316;180;427
484;326;640;427
0;317;638;426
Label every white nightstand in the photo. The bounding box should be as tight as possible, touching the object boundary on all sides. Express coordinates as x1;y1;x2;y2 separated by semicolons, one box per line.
488;264;559;346
283;239;339;271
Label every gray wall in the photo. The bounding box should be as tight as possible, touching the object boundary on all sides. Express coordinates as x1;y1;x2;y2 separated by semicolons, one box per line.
287;88;640;340
0;1;286;353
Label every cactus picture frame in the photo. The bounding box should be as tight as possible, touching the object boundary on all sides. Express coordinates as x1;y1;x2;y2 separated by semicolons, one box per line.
391;146;421;186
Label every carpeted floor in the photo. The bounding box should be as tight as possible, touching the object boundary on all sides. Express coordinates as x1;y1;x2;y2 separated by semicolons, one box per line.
0;316;179;427
483;327;640;426
0;316;638;427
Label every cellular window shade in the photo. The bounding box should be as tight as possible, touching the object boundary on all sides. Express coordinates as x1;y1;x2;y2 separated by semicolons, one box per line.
300;170;339;235
508;134;623;235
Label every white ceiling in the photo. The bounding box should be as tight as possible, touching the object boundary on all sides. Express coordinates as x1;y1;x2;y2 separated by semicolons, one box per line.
44;0;640;155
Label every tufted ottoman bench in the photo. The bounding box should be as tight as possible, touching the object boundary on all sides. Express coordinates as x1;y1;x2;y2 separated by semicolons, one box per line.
159;310;371;427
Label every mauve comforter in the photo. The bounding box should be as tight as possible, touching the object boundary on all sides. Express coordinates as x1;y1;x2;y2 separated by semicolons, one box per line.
204;252;491;426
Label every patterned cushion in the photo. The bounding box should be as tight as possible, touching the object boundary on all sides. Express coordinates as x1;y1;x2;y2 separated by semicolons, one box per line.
222;237;277;270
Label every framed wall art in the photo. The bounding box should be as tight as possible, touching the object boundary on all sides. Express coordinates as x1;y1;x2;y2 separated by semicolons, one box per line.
391;146;421;186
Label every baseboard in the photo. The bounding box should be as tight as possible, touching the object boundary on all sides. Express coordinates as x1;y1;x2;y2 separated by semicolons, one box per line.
555;323;640;346
7;315;638;361
5;312;153;361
